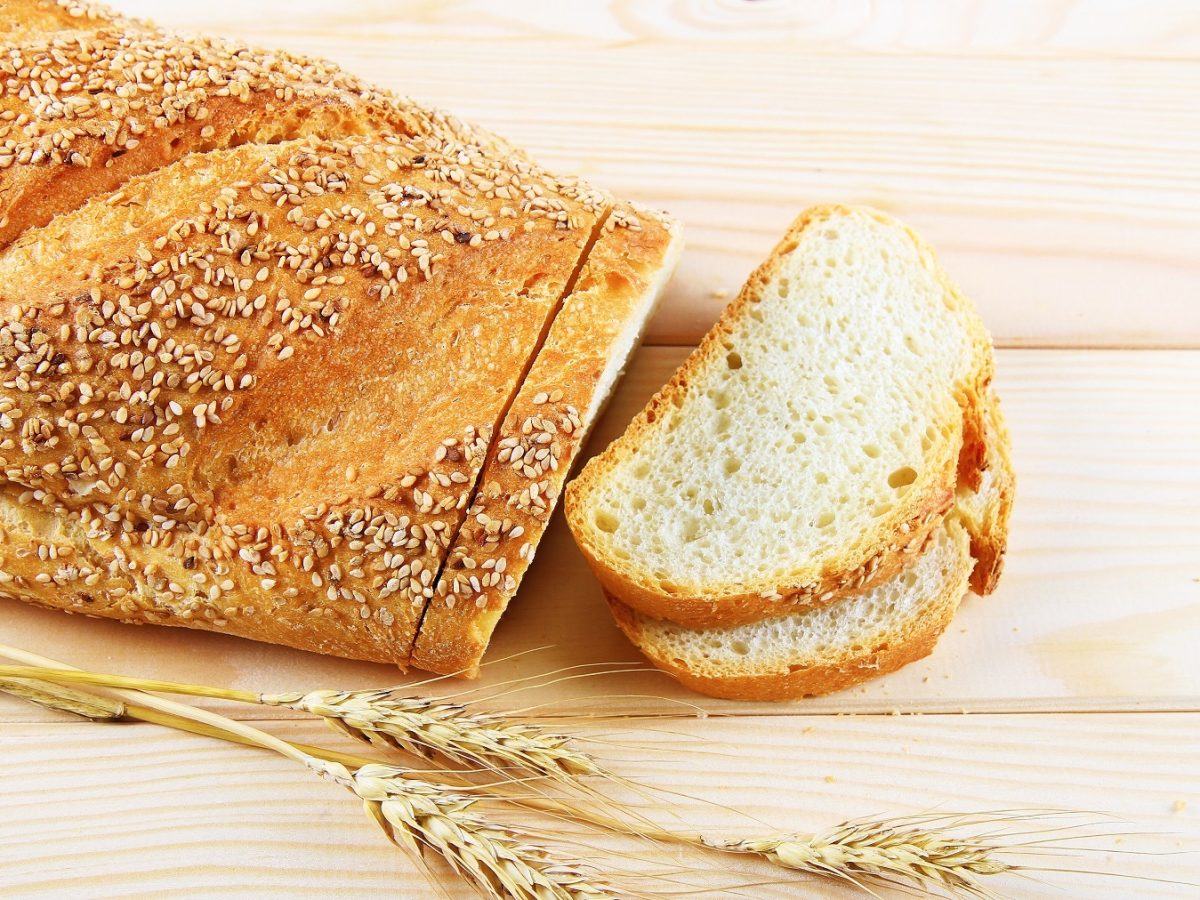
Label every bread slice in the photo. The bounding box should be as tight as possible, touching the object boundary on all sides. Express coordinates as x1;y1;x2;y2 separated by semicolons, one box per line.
409;204;682;675
565;205;997;630
605;373;1012;702
608;518;972;701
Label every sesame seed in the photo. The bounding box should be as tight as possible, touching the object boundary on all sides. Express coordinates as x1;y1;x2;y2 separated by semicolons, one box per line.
0;14;612;648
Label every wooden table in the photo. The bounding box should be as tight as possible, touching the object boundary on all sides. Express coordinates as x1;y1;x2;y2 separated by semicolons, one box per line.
2;2;1198;897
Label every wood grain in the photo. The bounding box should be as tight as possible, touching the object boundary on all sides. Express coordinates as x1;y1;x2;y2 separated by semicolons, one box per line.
4;5;1198;897
115;0;1200;347
117;0;1200;54
0;714;1196;898
2;348;1196;721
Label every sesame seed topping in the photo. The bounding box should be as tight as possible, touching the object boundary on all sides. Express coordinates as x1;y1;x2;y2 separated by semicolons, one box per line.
0;5;619;652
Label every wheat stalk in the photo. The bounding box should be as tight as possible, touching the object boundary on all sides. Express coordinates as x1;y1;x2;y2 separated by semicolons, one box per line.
0;647;1122;898
0;649;634;900
0;664;601;783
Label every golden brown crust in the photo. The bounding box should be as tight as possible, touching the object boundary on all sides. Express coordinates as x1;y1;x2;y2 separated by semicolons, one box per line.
0;0;121;40
960;386;1014;594
0;126;610;664
606;524;971;702
409;205;682;675
565;204;989;630
0;2;522;249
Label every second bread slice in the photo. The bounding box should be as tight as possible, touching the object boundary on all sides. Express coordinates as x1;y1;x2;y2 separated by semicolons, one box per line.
608;518;973;701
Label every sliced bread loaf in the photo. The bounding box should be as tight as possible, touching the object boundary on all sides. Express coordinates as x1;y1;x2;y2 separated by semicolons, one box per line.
409;204;683;676
608;518;972;701
565;205;998;630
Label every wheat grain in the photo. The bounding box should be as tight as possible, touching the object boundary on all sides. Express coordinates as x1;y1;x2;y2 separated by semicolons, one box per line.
314;760;620;899
265;688;601;780
704;818;1014;897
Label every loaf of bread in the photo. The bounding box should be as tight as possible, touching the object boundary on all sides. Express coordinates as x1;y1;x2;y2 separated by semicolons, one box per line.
565;205;1013;700
0;1;679;672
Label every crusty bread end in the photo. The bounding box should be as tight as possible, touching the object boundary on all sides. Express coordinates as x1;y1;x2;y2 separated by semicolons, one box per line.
955;386;1015;594
409;205;683;676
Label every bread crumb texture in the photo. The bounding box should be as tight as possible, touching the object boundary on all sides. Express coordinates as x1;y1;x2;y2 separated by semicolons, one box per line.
570;205;993;619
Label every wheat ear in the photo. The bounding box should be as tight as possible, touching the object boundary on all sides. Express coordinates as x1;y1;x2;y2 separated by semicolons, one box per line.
702;820;1012;897
0;663;602;783
266;688;601;778
338;762;619;899
0;649;632;900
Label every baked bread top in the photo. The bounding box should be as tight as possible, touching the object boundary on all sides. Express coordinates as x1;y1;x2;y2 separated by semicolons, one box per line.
0;0;553;249
0;0;119;42
565;205;1000;629
0;121;612;661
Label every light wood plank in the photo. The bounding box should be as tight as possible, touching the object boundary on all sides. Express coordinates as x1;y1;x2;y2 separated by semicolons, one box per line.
110;0;1200;347
0;714;1196;898
1;349;1196;721
118;0;1200;55
2;7;1197;894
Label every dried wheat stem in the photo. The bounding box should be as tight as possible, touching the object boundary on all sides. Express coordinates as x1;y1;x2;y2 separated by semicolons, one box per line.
0;646;1047;897
0;648;631;900
0;651;314;769
0;676;126;721
0;661;603;782
0;664;258;704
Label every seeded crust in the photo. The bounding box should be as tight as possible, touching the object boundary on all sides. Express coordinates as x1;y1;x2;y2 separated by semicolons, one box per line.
607;520;973;702
409;204;682;676
0;1;501;249
0;0;121;41
565;205;997;630
0;123;619;663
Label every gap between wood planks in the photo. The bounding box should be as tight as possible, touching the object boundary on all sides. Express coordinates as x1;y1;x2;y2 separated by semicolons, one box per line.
644;341;1200;350
5;700;1200;726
